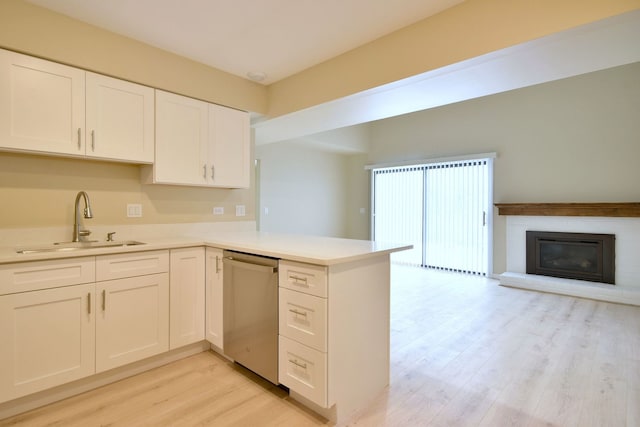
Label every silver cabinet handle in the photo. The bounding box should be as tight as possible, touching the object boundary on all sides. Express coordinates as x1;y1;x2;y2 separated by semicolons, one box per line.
289;359;307;369
290;275;308;284
91;130;95;151
203;165;207;179
102;289;106;311
211;165;215;181
215;256;220;273
289;309;307;317
77;128;81;150
88;292;91;314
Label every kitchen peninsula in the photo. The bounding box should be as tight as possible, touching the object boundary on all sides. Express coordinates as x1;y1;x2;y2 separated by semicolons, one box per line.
0;230;410;424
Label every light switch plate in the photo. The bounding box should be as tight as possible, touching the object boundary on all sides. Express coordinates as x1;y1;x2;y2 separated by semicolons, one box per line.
235;205;246;217
127;204;142;218
213;207;224;215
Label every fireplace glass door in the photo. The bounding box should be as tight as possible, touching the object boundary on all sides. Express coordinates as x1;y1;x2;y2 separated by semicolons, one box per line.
526;231;615;284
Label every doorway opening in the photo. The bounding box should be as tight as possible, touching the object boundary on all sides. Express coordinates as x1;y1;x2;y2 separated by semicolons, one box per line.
371;155;493;275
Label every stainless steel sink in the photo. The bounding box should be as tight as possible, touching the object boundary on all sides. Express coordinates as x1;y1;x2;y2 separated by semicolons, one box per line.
16;241;146;254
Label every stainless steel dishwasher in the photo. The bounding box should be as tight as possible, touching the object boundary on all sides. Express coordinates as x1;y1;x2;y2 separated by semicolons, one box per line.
222;250;279;384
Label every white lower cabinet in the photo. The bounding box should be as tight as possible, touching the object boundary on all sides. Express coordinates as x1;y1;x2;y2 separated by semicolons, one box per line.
95;273;169;373
95;250;170;372
278;260;329;407
0;283;95;402
0;257;96;403
279;287;327;351
205;247;224;349
169;247;205;349
279;335;327;407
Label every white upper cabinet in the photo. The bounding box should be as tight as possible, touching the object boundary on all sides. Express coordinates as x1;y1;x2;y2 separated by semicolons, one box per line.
209;103;250;188
0;48;249;186
153;89;250;188
154;90;208;185
85;72;154;163
0;48;154;163
0;49;85;156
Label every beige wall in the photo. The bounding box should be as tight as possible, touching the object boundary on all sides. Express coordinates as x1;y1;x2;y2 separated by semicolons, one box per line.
368;62;640;274
256;142;350;238
345;154;371;240
267;0;640;118
0;152;254;228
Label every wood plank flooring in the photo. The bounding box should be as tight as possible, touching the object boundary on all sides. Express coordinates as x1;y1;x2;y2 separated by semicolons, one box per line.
2;265;639;426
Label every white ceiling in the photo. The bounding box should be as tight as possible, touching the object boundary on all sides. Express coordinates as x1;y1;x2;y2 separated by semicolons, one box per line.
26;0;464;85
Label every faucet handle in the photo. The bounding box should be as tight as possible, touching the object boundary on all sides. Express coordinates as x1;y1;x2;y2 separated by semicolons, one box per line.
107;232;116;242
78;229;92;237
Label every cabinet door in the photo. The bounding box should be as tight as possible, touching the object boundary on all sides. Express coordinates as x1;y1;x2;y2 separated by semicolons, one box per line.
169;248;205;349
154;90;208;185
0;284;95;403
205;247;224;349
96;273;169;373
0;48;85;156
85;72;154;163
208;104;250;188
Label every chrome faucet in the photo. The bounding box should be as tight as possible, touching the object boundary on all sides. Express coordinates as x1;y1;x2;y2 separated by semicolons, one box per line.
73;191;93;242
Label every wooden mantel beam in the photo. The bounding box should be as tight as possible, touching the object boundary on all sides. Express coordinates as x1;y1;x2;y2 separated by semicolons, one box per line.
494;203;640;217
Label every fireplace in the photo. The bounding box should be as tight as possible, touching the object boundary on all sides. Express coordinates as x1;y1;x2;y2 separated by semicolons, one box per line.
526;231;615;284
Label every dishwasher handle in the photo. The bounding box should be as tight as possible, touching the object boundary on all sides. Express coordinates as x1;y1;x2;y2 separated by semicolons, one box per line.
223;257;277;274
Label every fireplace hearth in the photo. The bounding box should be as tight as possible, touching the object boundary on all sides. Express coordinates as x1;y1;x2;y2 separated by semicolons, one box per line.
526;231;615;284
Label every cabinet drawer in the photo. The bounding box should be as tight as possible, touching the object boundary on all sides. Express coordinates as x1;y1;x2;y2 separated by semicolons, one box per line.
96;250;168;281
279;336;327;408
279;260;327;298
279;288;327;352
0;257;95;295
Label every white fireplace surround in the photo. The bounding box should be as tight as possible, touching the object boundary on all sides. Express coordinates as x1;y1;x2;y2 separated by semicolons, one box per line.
500;215;640;306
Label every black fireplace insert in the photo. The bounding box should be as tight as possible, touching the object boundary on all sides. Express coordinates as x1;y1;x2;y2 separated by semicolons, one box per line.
526;231;615;284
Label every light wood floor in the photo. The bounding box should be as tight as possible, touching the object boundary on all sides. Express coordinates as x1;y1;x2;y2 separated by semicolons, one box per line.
2;265;639;426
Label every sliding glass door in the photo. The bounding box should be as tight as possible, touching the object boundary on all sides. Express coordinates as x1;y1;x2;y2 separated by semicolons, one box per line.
372;157;492;275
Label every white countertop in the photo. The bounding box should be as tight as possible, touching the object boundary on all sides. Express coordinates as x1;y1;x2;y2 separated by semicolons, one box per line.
0;231;411;266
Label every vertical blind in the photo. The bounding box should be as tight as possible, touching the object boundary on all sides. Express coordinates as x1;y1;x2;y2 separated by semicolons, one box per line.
372;158;491;275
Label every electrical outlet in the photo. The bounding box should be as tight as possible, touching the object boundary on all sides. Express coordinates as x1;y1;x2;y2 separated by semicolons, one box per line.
213;206;224;215
235;205;246;217
127;204;142;218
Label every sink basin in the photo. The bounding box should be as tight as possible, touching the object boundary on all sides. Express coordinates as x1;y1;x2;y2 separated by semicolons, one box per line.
16;240;146;254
